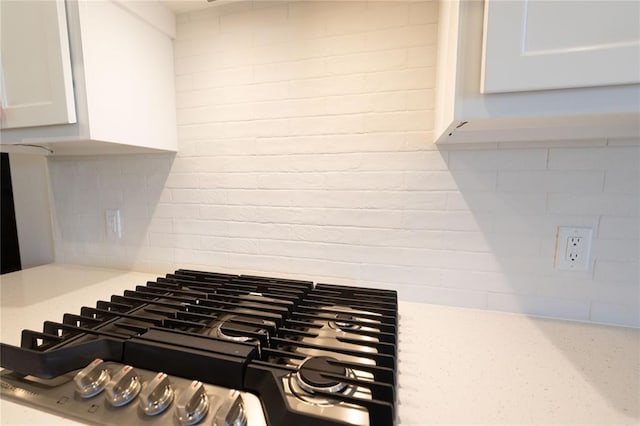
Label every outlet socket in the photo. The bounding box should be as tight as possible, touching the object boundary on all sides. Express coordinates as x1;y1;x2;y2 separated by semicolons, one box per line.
555;227;592;271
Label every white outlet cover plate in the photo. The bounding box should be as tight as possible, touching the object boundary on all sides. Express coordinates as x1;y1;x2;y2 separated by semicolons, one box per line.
105;209;122;240
555;226;592;271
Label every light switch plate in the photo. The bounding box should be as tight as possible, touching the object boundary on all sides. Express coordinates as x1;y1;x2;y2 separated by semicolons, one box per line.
555;226;592;270
105;209;122;240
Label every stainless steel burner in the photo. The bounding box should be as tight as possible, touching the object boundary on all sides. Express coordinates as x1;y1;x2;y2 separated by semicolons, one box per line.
329;313;361;331
283;357;371;424
295;356;349;394
210;315;263;344
215;324;253;343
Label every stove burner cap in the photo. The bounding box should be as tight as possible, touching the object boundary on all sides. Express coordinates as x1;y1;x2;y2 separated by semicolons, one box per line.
296;356;347;393
214;317;252;343
330;313;360;331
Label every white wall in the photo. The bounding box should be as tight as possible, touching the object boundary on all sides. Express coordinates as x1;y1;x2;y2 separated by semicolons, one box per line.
48;1;639;327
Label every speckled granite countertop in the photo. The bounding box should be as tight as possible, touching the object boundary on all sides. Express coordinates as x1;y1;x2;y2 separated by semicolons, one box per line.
397;302;638;425
1;265;638;425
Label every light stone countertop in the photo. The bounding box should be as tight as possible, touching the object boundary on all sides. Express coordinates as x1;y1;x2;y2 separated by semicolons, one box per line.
0;264;638;425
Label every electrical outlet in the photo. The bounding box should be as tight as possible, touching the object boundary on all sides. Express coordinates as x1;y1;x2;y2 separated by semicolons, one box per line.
105;209;122;240
555;227;592;270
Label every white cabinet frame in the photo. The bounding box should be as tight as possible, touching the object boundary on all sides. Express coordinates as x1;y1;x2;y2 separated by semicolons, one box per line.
0;0;76;129
481;0;640;93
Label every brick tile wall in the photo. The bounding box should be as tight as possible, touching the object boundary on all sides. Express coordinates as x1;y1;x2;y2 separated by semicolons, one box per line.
48;1;639;326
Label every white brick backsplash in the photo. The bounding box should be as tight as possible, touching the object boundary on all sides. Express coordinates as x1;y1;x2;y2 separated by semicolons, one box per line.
328;190;447;210
198;173;257;189
440;232;542;256
177;124;218;141
148;218;173;233
487;294;591;322
604;168;640;194
297;33;367;58
406;89;434;110
149;233;201;250
404;211;489;232
441;270;540;295
73;190;99;216
360;264;442;286
405;171;496;191
533;276;599;302
219;5;288;33
175;248;228;267
166;173;200;189
312;133;406;153
177;14;219;39
153;203;200;219
547;193;639;216
289;75;364;98
45;1;639;327
497;170;605;193
325;172;404;190
590;302;640;327
498;139;608;150
409;1;438;25
394;285;487;309
407;45;437;68
176;89;212;109
364;67;435;92
366;24;438;50
224;221;294;240
591;239;640;262
194;139;256;156
326;1;406;36
492;214;600;238
201;236;260;255
175;75;192;92
594;261;639;284
548;146;640;170
177;104;253;125
76;158;119;176
598;216;640;239
257;172;325;189
253;98;327;119
245;189;321;207
220;189;446;210
607;137;640;146
254;58;327;83
448;149;548;171
288;114;364;135
173;219;228;236
323;208;404;229
222;81;290;104
591;282;640;306
327;49;407;75
364;111;433;132
541;215;602;234
446;192;547;214
169;189;202;204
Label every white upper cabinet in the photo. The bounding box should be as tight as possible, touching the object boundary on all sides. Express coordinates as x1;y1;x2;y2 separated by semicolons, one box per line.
0;0;76;129
435;0;640;144
0;0;177;156
482;0;640;93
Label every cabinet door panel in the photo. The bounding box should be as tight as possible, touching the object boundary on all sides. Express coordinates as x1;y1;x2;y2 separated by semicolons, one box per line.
482;0;640;93
0;0;76;129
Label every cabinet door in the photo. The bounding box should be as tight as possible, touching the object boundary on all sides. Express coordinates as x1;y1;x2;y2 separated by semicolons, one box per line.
482;0;640;93
0;0;76;129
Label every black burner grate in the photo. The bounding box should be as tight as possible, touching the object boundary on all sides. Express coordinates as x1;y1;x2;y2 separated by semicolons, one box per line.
0;269;398;426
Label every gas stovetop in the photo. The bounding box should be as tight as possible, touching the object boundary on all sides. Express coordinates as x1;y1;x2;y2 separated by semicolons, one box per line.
0;269;398;426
